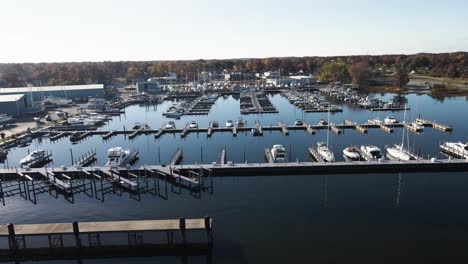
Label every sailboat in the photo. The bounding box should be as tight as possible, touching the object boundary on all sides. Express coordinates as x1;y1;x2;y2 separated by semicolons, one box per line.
316;103;335;162
386;104;416;160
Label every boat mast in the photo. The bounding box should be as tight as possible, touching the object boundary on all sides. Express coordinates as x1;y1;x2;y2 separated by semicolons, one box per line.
401;103;406;148
326;102;330;146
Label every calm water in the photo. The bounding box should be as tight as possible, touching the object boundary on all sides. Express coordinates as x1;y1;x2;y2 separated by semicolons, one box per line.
1;92;468;263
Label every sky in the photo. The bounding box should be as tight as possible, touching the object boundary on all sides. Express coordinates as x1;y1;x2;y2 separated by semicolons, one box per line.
0;0;467;63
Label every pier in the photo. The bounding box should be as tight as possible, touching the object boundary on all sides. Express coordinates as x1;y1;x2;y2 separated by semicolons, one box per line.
171;149;183;166
308;147;325;162
416;117;453;132
277;122;289;135
74;151;97;167
0;218;213;262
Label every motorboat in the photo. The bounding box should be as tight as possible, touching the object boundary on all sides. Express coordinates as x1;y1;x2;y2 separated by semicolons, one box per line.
409;122;424;131
33;117;41;122
164;110;183;119
165;121;176;129
271;144;286;162
226;120;234;128
317;142;335;162
55;110;66;117
384;116;398;124
386;144;414;160
318;119;328;126
133;123;142;130
236;118;245;127
189;121;198;129
360;145;383;160
440;142;468;158
41;96;72;108
294;120;304;126
105;147;137;167
20;150;46;166
368;118;382;125
0;114;14;125
343;147;361;160
211;121;219;128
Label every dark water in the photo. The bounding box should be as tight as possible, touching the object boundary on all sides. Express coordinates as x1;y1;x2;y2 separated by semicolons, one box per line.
1;93;468;263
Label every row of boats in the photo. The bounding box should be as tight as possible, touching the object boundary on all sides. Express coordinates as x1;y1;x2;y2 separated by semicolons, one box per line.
268;142;468;163
284;91;342;111
321;86;405;109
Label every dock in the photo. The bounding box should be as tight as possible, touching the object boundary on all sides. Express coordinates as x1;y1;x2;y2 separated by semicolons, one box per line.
308;147;324;162
379;124;393;133
50;132;70;142
171;148;183;166
330;125;342;135
264;148;274;163
277;122;289;135
219;148;226;165
416;117;452;132
102;130;117;140
74;150;97;167
129;127;146;139
404;123;423;133
0;218;213;262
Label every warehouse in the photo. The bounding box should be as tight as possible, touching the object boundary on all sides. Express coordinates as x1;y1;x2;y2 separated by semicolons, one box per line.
0;94;27;116
0;84;105;105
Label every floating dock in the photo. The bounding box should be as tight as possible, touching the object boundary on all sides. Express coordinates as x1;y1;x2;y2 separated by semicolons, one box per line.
416;118;452;132
0;218;213;262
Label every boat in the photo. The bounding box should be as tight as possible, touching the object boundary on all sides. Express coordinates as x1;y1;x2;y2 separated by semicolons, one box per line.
343;147;361;160
164;110;183;119
226;120;233;128
440;142;468;158
236;118;245;127
0;114;14;125
368;118;382;125
318;119;328;126
386;144;414;160
41;96;72;108
270;144;286;162
384;116;398;124
211;121;219;128
20;150;47;166
317;142;335;162
386;106;416;160
133;123;142;130
56;110;66;117
45;115;52;121
105;147;138;167
294;120;304;126
189;121;198;129
409;122;424;131
165;121;176;129
33;117;41;122
360;145;383;160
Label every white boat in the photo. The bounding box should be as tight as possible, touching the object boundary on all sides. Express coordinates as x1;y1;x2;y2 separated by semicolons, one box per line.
294;120;304;126
189;121;198;129
409;122;424;131
165;121;176;129
164;110;183;119
42;96;72;108
105;147;137;167
56;110;66;117
386;105;415;161
317;142;335;162
360;145;383;160
343;147;361;160
386;144;414;160
20;150;46;166
226;120;233;128
236;118;245;127
384;116;398;124
440;142;468;158
271;144;286;162
368;118;382;125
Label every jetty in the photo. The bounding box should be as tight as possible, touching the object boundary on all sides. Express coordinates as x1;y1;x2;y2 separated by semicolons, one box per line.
0;218;213;262
416;117;452;132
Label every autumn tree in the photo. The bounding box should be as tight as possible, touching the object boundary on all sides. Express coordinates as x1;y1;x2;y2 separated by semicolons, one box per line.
393;67;410;88
348;61;370;88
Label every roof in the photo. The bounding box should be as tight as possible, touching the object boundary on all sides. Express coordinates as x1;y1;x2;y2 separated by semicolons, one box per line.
0;84;104;94
0;94;25;102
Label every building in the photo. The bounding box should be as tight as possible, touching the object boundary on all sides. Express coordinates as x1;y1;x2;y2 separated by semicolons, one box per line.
147;73;178;85
136;81;162;94
262;71;281;79
0;84;105;105
266;75;315;86
0;94;27;116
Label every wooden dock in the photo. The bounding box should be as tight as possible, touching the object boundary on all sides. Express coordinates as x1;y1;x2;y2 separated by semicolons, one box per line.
0;218;213;262
264;148;274;163
171;149;183;166
330;125;342;135
379;124;393;133
308;147;324;162
102;130;117;140
277;122;289;135
416;117;452;132
219;148;226;165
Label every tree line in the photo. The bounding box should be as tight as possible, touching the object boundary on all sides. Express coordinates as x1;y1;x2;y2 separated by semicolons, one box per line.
0;52;466;88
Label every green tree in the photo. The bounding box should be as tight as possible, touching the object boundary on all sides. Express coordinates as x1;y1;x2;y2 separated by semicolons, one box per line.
317;61;349;83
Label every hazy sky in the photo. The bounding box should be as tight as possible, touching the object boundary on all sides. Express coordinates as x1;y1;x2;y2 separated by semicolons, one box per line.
1;0;467;63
